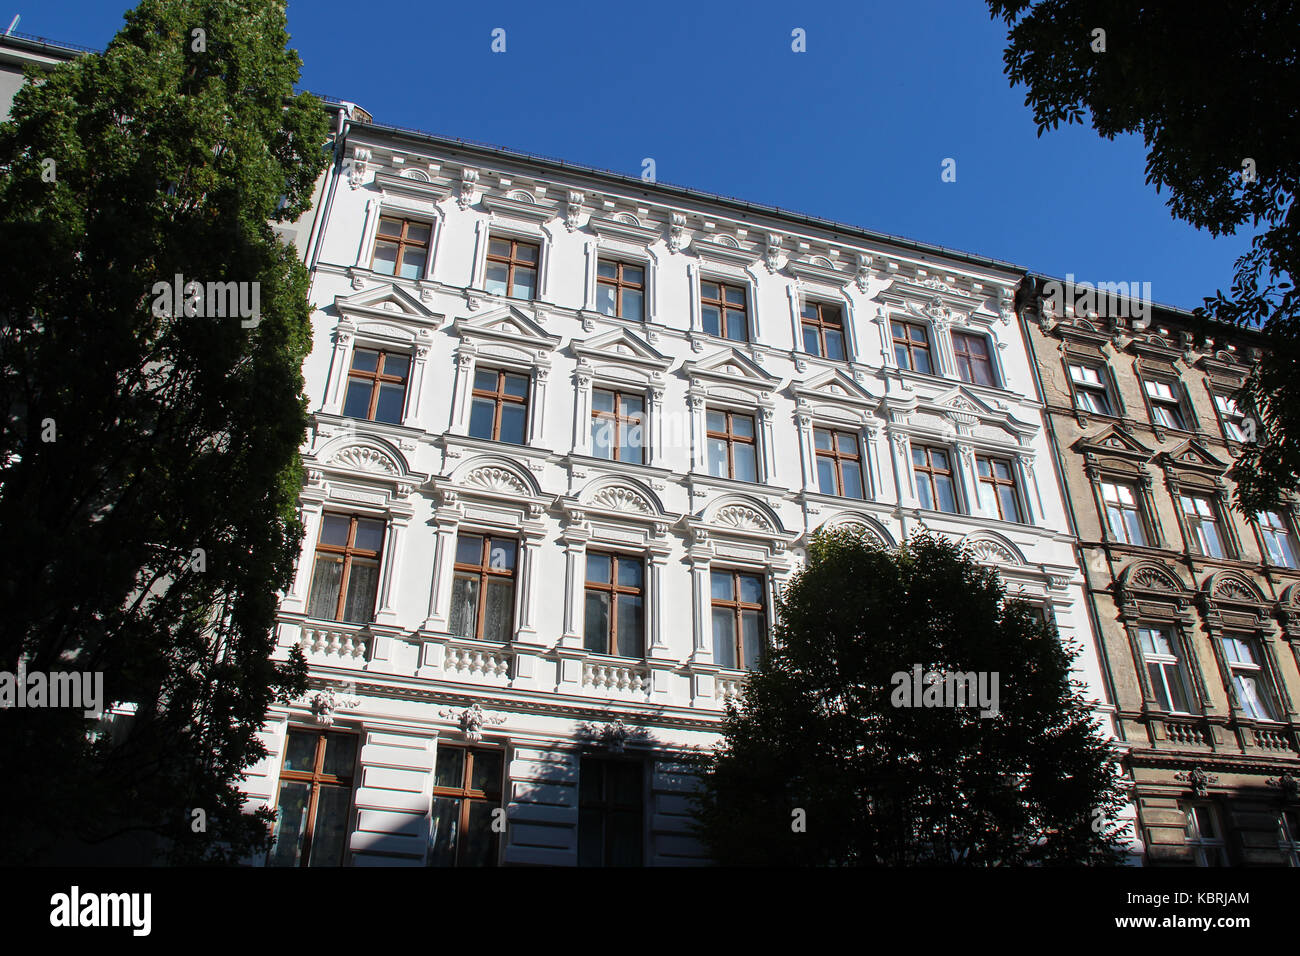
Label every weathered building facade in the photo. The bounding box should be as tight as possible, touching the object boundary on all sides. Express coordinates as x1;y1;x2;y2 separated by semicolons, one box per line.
1018;282;1300;866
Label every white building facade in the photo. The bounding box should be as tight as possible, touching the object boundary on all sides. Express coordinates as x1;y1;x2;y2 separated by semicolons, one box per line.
240;119;1128;866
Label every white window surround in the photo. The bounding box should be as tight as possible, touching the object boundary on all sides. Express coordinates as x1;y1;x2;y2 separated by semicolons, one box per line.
570;327;672;467
683;348;781;483
448;307;561;447
322;284;444;430
352;179;450;287
686;257;763;350
584;215;664;326
787;282;858;368
791;369;882;499
468;196;557;303
873;274;1003;383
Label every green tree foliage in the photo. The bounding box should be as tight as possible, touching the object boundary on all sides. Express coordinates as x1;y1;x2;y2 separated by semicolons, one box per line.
0;0;326;862
987;1;1300;512
690;530;1128;865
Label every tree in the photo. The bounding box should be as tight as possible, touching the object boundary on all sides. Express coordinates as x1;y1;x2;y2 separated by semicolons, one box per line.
0;0;326;863
690;530;1128;865
986;1;1300;513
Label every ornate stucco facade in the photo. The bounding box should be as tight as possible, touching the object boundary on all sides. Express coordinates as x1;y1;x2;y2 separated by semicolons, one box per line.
238;118;1120;867
1018;280;1300;866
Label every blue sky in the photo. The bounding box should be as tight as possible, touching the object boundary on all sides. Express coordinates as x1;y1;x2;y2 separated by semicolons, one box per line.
12;0;1251;310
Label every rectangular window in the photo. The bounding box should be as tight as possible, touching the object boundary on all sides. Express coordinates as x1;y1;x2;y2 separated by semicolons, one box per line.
1068;363;1113;415
952;332;996;387
306;514;384;624
469;368;529;444
584;551;645;658
591;389;645;463
977;456;1022;522
428;746;503;867
1258;511;1298;568
1279;809;1300;867
449;533;517;642
801;302;846;360
371;216;430;279
700;280;749;342
1219;634;1278;721
1180;494;1227;558
706;409;758;482
268;730;357;867
891;320;933;375
813;427;864;498
1100;481;1147;546
912;445;958;513
1137;627;1195;714
595;260;645;320
710;569;766;670
1145;379;1187;430
578;758;643;867
1183;804;1229;866
1214;394;1248;442
342;348;410;425
484;236;540;300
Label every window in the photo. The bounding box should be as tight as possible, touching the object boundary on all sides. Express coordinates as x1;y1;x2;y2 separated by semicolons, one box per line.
596;260;644;320
306;514;384;623
1137;627;1195;714
578;758;643;866
1144;379;1187;430
1219;634;1278;721
342;348;410;424
449;534;517;642
1099;481;1147;546
1068;363;1113;415
1258;511;1298;568
706;409;758;482
700;280;749;342
584;551;645;658
591;389;645;463
485;236;539;299
1179;494;1227;558
912;445;958;513
1278;809;1300;867
1213;394;1248;442
429;746;503;867
710;569;766;670
801;302;846;360
977;456;1022;522
952;332;996;387
371;216;430;279
469;368;529;444
1182;804;1229;866
891;320;933;374
814;428;865;499
268;730;357;867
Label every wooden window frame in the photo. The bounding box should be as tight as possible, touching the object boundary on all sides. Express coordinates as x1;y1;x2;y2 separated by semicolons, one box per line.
912;444;958;513
1257;510;1299;568
1219;632;1279;721
596;259;646;320
591;388;646;463
1136;626;1196;715
344;347;410;423
578;756;644;867
451;533;517;642
1099;480;1148;546
583;550;645;657
430;745;504;867
1179;492;1229;558
1144;378;1188;431
813;426;864;498
711;568;767;670
1213;393;1248;442
1067;362;1114;416
485;236;541;300
952;331;997;387
800;301;846;360
706;408;758;481
309;514;385;623
371;216;430;278
977;455;1022;522
271;729;357;868
1182;803;1230;867
891;320;933;374
470;368;530;443
700;279;750;342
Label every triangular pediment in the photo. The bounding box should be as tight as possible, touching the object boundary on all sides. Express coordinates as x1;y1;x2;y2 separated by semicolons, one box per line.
572;327;671;369
453;305;560;348
1076;424;1153;459
1161;439;1228;473
335;283;436;321
685;347;780;387
793;368;878;407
